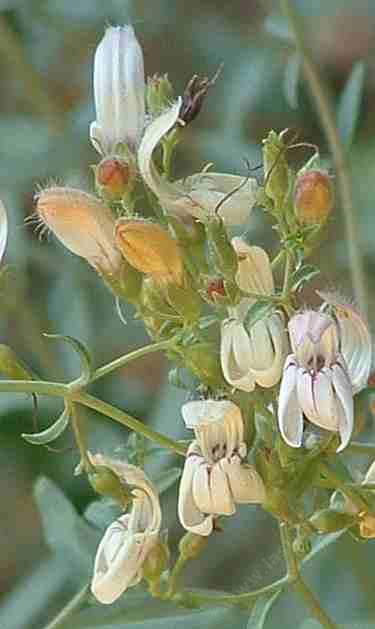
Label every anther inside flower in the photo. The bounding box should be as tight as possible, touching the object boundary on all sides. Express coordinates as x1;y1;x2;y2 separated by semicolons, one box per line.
178;400;265;536
278;310;354;452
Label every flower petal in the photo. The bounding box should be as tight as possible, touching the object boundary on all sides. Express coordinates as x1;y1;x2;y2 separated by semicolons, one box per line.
178;448;213;536
253;314;287;388
232;240;274;295
209;462;235;515
331;362;354;452
278;358;303;447
222;457;265;504
220;319;256;392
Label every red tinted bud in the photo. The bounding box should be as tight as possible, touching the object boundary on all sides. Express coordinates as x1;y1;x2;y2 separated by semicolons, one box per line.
96;157;135;199
294;170;334;225
207;278;225;299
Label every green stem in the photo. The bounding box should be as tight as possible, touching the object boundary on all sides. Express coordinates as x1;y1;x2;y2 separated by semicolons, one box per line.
280;524;339;629
73;391;187;457
281;0;367;316
69;403;94;472
179;576;289;608
282;252;292;298
0;379;68;397
91;340;174;383
294;579;339;629
43;584;89;629
167;555;189;598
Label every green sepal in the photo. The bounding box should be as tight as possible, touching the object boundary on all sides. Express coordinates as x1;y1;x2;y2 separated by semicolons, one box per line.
22;405;70;445
309;508;357;533
206;216;238;279
44;333;93;386
244;300;275;332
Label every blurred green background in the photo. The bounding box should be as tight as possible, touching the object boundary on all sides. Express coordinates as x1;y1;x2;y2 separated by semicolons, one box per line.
1;0;375;627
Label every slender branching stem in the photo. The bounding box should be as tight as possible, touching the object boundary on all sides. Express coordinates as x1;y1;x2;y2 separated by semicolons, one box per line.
42;584;89;629
281;0;367;316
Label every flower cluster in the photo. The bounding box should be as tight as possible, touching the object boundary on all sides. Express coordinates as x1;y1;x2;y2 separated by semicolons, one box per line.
6;19;374;623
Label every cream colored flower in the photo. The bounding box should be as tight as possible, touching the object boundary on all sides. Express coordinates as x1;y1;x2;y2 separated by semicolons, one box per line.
90;26;145;155
221;240;288;392
178;400;265;536
319;291;372;394
35;186;121;275
137;100;257;225
90;454;162;604
278;310;354;452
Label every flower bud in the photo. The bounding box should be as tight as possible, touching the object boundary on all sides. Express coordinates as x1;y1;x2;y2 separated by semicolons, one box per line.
96;156;136;200
115;219;184;286
206;216;238;280
178;531;209;560
262;130;289;208
294;170;334;225
88;464;132;507
146;74;174;116
36;186;121;275
206;278;226;300
90;25;145;155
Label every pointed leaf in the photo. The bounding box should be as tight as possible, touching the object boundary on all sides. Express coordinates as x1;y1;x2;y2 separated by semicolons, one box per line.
22;406;70;445
0;201;8;263
44;334;93;385
290;265;320;292
337;61;366;148
247;589;282;628
244;301;274;332
284;53;301;110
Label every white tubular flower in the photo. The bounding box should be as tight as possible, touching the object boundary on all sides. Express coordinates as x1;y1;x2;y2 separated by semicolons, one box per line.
0;201;8;263
90;26;145;155
90;455;162;604
278;310;354;452
221;240;288;392
35;186;121;275
178;400;265;536
318;291;372;394
138;101;257;225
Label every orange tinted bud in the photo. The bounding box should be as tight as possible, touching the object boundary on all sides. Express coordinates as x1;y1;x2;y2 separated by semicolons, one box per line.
115;218;184;285
96;157;135;199
36;186;121;274
294;170;334;225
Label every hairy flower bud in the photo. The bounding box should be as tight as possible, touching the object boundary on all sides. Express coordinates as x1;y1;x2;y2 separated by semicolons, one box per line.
90;25;145;155
35;186;121;275
96;156;136;200
294;170;334;225
115;219;184;286
146;73;174;116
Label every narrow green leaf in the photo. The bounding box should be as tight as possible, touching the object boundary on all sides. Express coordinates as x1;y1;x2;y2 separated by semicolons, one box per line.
44;333;93;385
22;406;70;445
337;61;366;148
243;301;274;332
290;265;320;292
247;589;282;628
284;52;301;109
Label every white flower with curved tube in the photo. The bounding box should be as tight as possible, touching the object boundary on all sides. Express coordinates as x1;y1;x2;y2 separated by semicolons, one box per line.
278;310;354;452
90;454;161;604
220;240;288;392
137;101;258;225
90;26;145;155
178;400;265;536
318;291;372;394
